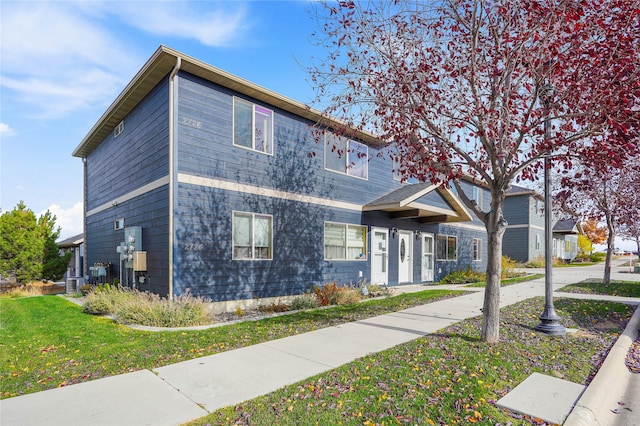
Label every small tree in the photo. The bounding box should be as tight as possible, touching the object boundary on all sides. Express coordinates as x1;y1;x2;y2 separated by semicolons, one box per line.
309;0;639;342
0;202;70;283
577;234;594;260
581;219;608;245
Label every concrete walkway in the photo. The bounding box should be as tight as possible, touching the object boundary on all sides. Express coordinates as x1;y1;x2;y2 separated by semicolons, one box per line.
1;262;638;425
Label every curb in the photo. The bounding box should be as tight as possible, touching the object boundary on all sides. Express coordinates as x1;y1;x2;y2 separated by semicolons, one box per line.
564;305;640;425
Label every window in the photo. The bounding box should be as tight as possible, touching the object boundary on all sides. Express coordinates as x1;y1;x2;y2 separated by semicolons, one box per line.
436;235;457;261
233;98;274;154
325;133;368;179
233;212;273;260
114;120;124;138
535;234;541;250
473;238;482;261
324;222;367;260
392;157;418;183
114;218;125;230
472;186;482;207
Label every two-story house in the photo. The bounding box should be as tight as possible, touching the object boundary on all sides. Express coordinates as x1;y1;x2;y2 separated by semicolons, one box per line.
503;185;578;263
72;46;489;304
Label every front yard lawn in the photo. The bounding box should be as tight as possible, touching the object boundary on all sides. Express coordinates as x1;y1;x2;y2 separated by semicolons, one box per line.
0;289;460;399
560;279;640;297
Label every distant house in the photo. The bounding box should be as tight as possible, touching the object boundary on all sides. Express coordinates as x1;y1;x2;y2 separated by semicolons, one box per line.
503;185;579;263
552;218;579;262
72;46;489;304
57;233;84;292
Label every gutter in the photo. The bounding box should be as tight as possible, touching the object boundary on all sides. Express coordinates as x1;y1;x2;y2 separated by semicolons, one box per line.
168;56;181;301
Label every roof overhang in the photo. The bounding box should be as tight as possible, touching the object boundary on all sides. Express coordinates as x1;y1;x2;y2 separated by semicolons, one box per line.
73;45;383;158
363;184;473;223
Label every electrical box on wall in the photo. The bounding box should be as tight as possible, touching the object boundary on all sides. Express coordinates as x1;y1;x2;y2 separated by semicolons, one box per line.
133;251;147;272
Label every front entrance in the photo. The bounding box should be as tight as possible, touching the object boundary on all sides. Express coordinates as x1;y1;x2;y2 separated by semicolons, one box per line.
422;233;434;282
371;228;388;284
398;230;413;283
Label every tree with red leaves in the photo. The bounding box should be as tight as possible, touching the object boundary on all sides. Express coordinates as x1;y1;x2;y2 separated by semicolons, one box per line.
309;0;639;342
557;156;640;284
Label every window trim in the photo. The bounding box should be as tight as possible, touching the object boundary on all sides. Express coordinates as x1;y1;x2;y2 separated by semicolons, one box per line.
114;218;125;230
323;221;367;261
324;132;368;180
232;97;274;156
114;120;124;138
436;234;457;261
473;238;482;261
232;211;273;261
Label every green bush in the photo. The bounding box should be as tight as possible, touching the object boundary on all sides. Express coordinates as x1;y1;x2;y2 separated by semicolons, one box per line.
590;252;606;262
440;267;485;284
290;293;319;310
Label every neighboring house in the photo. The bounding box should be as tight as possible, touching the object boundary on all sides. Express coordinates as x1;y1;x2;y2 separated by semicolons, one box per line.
72;46;488;303
57;233;84;292
552;218;579;262
503;185;579;263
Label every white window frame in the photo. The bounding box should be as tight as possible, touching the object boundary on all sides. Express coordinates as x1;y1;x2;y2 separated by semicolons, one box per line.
473;238;482;261
436;234;457;261
472;186;482;207
324;221;367;261
324;132;368;180
232;97;274;155
232;211;273;260
114;120;124;138
114;218;125;230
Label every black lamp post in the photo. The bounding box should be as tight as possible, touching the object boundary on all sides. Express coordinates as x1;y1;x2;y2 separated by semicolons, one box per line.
534;84;566;336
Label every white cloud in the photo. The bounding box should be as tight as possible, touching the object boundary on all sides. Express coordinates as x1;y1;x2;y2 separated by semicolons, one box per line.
40;202;84;240
112;2;250;47
0;122;15;137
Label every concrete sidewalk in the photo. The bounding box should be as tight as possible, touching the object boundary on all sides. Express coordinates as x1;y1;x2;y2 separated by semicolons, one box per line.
1;263;638;426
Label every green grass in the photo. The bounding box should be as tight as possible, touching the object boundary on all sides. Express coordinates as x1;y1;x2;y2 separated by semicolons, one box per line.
187;297;633;425
560;279;640;297
0;289;461;399
464;273;544;288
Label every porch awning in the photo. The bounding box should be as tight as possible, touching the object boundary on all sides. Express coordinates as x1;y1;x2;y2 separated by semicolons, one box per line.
363;183;473;223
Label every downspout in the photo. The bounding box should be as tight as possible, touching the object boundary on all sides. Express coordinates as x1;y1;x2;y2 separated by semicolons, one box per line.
168;56;181;301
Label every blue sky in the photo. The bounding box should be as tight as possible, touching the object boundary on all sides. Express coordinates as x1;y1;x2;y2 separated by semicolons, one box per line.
1;0;321;239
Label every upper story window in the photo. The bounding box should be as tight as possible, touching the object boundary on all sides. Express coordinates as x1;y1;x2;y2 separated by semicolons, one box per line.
232;211;273;260
233;98;274;155
114;120;124;138
325;133;368;179
472;186;482;207
392;157;418;183
473;238;482;261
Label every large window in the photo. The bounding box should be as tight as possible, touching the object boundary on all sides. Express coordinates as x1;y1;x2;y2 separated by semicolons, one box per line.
233;212;273;260
233;98;274;155
324;222;367;260
436;235;457;261
325;133;368;179
473;238;482;261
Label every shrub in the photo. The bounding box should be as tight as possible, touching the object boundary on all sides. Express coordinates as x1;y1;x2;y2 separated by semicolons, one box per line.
366;284;392;298
313;281;341;306
335;287;361;305
440;268;485;284
115;291;212;327
501;255;517;278
82;284;136;315
258;301;291;314
290;293;319;310
590;252;606;262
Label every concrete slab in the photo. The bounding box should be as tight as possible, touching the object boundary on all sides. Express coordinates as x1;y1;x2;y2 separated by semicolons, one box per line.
0;370;207;426
496;372;586;425
154;343;332;412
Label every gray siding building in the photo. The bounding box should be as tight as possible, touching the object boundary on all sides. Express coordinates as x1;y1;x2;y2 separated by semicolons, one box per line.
73;46;489;303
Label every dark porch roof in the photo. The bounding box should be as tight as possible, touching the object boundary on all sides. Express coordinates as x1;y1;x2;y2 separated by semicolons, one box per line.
57;233;84;248
553;218;579;234
363;183;472;223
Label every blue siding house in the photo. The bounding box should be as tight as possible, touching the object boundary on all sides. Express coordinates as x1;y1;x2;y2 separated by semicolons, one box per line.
73;46;488;303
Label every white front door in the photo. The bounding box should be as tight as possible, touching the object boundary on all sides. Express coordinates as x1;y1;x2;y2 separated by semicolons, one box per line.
422;233;434;282
398;231;413;283
371;228;388;284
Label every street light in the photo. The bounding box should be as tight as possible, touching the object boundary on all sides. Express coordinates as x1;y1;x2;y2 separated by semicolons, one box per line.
534;83;566;336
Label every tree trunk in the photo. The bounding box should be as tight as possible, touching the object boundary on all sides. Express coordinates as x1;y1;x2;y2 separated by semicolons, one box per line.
481;194;507;343
604;213;615;285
